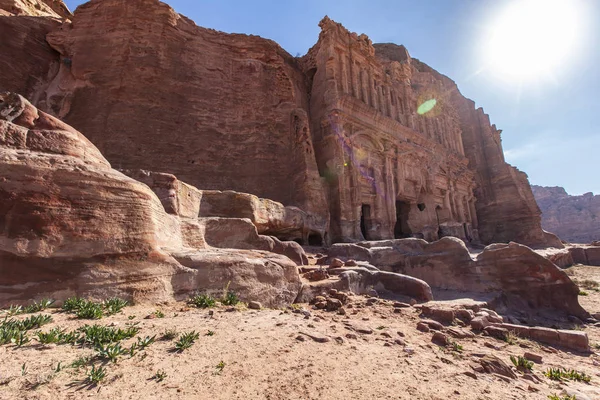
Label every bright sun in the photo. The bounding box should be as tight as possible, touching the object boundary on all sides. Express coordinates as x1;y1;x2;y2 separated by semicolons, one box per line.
486;0;583;81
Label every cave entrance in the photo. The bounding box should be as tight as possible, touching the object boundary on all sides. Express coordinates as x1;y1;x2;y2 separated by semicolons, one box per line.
308;234;322;246
360;204;372;240
394;201;412;238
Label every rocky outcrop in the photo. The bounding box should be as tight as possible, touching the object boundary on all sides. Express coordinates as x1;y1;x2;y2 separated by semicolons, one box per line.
199;190;328;245
532;185;600;244
0;0;554;247
0;92;302;307
0;0;71;18
327;237;587;319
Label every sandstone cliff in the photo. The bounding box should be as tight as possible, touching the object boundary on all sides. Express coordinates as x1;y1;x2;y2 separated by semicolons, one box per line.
0;0;70;18
532;185;600;244
0;0;556;248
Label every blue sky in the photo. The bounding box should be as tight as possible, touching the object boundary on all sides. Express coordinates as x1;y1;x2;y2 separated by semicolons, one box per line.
64;0;600;195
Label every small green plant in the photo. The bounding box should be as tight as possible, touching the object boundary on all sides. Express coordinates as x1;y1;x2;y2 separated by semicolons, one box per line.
451;342;463;353
545;367;591;383
36;327;64;344
23;299;55;313
54;362;63;373
12;331;30;347
95;342;127;363
86;365;106;385
504;331;519;345
153;369;167;382
205;330;215;337
579;290;589;296
174;331;199;352
19;314;53;330
21;363;28;376
376;326;387;330
160;328;178;341
136;335;156;349
215;361;225;374
5;305;23;316
76;323;140;347
221;291;239;306
188;294;216;308
128;315;136;320
510;355;533;372
62;297;85;312
71;355;92;369
548;395;577;400
103;298;128;315
76;301;104;320
153;310;165;318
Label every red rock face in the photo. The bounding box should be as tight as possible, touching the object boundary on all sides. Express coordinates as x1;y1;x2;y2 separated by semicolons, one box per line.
532;185;600;244
38;0;329;245
0;92;304;307
0;0;555;247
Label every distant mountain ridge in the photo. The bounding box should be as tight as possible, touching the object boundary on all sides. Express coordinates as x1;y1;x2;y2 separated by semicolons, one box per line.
532;185;600;244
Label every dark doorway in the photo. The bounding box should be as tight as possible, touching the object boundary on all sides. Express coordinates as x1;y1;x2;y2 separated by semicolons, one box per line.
360;204;372;240
308;234;322;246
394;201;412;238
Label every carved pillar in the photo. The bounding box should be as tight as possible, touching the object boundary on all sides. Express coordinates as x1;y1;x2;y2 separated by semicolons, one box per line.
339;53;349;94
377;86;384;114
360;69;369;104
469;197;478;228
350;60;360;99
387;87;395;118
369;73;377;109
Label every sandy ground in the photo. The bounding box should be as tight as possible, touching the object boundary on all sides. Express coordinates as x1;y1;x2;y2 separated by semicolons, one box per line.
0;266;599;400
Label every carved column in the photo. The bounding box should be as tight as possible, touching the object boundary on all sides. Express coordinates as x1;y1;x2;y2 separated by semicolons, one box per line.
360;69;369;104
350;60;360;99
339;53;349;94
377;86;385;115
369;73;377;109
387;87;395;118
469;198;478;228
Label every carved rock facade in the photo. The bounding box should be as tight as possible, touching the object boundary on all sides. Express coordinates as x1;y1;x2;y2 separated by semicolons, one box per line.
0;0;554;247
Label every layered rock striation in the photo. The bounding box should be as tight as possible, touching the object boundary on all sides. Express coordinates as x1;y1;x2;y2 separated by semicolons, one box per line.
532;185;600;244
0;92;304;306
0;0;555;248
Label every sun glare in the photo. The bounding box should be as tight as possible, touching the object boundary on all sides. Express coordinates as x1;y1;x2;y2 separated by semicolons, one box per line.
485;0;583;81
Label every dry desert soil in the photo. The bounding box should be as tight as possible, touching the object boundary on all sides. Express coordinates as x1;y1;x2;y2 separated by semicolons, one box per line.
1;265;599;400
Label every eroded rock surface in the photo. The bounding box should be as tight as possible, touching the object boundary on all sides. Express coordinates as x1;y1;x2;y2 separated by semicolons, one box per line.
0;0;70;18
328;237;587;319
0;93;302;307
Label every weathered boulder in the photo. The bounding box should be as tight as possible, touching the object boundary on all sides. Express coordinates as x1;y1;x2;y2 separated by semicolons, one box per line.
497;323;590;352
0;93;302;307
171;249;301;307
200;217;308;265
328;236;587;319
123;170;202;219
536;247;574;268
199;190;327;245
295;266;433;303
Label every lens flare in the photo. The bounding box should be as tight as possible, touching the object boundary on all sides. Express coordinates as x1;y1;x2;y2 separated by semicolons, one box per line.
484;0;584;81
417;99;437;115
